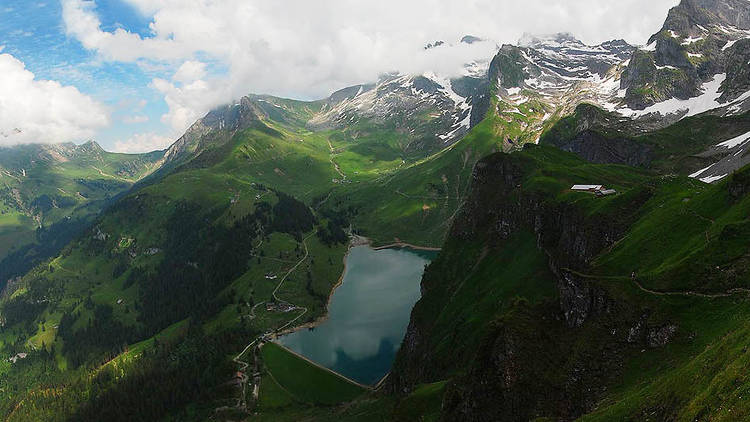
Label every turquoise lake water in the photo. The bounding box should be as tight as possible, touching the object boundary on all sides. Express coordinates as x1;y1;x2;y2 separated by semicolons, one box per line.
277;246;436;385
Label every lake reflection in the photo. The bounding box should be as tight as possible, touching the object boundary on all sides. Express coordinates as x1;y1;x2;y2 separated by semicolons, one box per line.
277;246;435;386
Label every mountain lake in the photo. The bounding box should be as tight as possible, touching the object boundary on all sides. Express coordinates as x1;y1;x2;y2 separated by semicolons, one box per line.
276;245;437;386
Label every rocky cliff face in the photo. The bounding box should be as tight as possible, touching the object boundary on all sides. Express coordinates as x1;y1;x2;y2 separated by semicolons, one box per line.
451;151;650;273
307;37;497;152
163;96;265;166
487;35;636;147
308;71;488;152
481;1;750;151
619;0;750;111
388;150;677;421
550;129;653;167
539;104;654;167
721;39;750;102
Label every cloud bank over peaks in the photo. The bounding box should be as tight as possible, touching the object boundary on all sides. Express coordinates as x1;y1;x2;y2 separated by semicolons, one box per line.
58;0;680;149
113;132;173;154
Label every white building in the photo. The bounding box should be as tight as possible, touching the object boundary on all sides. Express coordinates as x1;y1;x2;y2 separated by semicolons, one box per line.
571;185;604;192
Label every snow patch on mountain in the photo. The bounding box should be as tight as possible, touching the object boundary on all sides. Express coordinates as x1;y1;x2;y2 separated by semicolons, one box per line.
616;74;727;118
688;128;750;184
700;173;728;183
717;130;750;149
681;36;704;45
689;162;727;183
722;39;740;50
728;89;750;113
422;72;474;142
690;163;714;178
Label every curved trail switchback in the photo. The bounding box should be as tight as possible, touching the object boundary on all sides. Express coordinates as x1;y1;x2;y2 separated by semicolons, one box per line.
230;232;314;412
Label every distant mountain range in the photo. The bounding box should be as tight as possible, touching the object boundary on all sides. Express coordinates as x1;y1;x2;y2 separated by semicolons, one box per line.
0;141;162;286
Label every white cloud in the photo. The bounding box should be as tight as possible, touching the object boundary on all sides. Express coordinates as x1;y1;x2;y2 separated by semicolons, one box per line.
113;132;172;153
0;52;109;146
122;114;149;124
172;60;207;83
62;0;680;135
150;77;229;135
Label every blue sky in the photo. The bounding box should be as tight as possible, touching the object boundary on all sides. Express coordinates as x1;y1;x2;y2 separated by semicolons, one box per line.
0;0;170;151
0;0;679;153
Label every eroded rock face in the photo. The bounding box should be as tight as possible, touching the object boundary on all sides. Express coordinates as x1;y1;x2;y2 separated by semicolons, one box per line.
437;298;647;422
678;0;750;30
388;151;677;421
559;130;653;167
621;0;750;110
540;103;657;167
721;39;750;102
388;317;426;395
648;324;679;347
557;269;611;328
728;168;750;200
621;48;701;110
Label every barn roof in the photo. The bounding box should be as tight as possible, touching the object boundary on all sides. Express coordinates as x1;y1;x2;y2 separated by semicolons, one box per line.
571;184;603;190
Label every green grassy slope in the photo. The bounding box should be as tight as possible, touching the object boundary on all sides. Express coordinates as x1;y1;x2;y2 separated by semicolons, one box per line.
541;103;750;176
0;96;494;419
328;87;571;247
0;142;163;284
4;80;750;421
328;117;504;246
387;144;750;421
260;342;365;405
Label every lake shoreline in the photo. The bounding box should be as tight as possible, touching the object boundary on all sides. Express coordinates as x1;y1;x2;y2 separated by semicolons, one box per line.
373;242;442;252
274;235;439;338
360;234;443;252
266;342;373;390
272;242;350;337
271;235;437;385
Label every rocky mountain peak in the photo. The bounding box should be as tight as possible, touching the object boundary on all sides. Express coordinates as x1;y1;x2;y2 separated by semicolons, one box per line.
618;0;750;111
77;140;105;154
162;96;264;165
326;84;374;105
659;0;750;35
424;40;445;50
309;70;485;150
515;33;634;77
460;35;483;44
489;33;632;94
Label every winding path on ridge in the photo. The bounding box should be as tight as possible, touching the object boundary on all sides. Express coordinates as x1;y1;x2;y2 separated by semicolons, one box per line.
631;278;750;299
231;232;314;412
562;267;750;299
327;139;347;181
